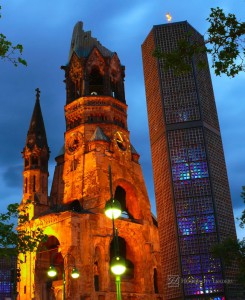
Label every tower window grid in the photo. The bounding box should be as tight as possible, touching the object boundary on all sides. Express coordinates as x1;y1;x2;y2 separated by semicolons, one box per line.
168;128;224;296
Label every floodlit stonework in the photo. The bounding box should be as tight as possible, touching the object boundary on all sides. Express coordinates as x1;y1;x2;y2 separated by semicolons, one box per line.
18;22;161;300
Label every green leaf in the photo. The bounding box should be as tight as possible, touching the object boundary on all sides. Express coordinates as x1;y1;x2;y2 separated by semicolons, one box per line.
154;7;245;77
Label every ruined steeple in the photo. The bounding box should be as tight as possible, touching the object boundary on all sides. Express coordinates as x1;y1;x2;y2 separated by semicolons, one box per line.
68;21;113;61
62;21;126;104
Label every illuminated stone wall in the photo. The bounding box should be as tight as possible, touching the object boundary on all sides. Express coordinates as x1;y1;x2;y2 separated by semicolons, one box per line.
18;22;162;300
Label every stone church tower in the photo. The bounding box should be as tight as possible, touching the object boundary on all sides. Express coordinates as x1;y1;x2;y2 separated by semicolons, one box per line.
18;22;161;300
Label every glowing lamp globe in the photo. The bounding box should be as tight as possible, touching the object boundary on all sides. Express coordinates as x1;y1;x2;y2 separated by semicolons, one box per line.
47;265;57;277
105;199;122;219
71;267;80;279
110;256;126;275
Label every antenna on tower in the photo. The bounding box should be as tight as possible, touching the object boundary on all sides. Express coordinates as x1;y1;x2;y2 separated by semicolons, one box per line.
166;12;172;23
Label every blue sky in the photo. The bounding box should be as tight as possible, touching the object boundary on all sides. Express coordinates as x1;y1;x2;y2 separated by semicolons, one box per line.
0;0;244;239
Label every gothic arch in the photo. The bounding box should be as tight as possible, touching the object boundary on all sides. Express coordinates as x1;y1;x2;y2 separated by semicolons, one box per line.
86;48;106;75
113;180;142;220
109;236;135;279
69;53;83;82
153;268;159;293
69;199;82;212
109;54;122;82
93;245;105;292
35;236;63;300
65;52;84;102
88;66;104;95
109;54;123;99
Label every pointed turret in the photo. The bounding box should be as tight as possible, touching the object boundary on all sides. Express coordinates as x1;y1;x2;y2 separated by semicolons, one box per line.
90;126;110;142
25;88;48;151
21;89;50;218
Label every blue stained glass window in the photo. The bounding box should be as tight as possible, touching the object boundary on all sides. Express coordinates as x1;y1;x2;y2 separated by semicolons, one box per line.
0;281;11;293
182;255;201;275
204;273;224;294
197;215;216;233
170;147;188;163
188;144;206;161
172;163;190;181
190;162;208;179
0;258;16;298
183;275;204;295
201;254;221;273
178;217;196;235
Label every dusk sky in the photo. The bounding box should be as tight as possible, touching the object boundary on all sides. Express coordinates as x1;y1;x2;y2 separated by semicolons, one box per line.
0;1;244;239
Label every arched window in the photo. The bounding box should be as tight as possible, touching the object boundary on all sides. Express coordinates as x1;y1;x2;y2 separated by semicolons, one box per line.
94;246;103;292
69;200;82;212
114;186;133;219
33;175;36;192
114;186;126;212
153;268;159;293
25;158;29;167
89;67;104;95
31;156;38;168
24;178;28;193
94;262;99;291
42;176;44;193
70;158;78;171
35;236;63;299
110;80;118;99
68;79;76;102
110;236;126;259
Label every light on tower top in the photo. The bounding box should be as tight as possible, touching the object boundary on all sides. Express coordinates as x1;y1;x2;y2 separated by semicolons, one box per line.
166;12;172;22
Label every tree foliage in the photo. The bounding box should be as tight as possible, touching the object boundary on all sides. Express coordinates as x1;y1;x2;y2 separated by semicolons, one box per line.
213;238;245;285
0;202;47;258
154;7;245;77
212;187;245;286
239;186;245;228
0;5;27;66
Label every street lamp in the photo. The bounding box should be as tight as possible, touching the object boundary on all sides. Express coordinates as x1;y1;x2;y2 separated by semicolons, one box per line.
47;265;57;278
105;165;126;300
47;253;79;300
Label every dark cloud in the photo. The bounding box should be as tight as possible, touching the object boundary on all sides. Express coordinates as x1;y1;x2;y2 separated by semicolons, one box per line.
2;165;22;189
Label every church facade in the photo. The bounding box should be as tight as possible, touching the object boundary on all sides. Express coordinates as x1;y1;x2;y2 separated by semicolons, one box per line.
18;22;161;300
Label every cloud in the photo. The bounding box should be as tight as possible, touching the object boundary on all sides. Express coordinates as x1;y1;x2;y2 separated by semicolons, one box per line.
2;165;23;189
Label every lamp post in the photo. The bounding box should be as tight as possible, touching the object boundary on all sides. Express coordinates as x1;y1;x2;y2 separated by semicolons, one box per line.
104;165;126;300
47;252;79;300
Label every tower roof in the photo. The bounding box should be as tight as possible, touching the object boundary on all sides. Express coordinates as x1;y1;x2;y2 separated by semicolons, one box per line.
25;88;48;150
90;126;110;142
130;143;139;155
68;21;113;62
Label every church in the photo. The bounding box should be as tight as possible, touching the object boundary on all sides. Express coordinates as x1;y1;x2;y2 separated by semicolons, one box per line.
16;20;241;300
18;22;161;300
